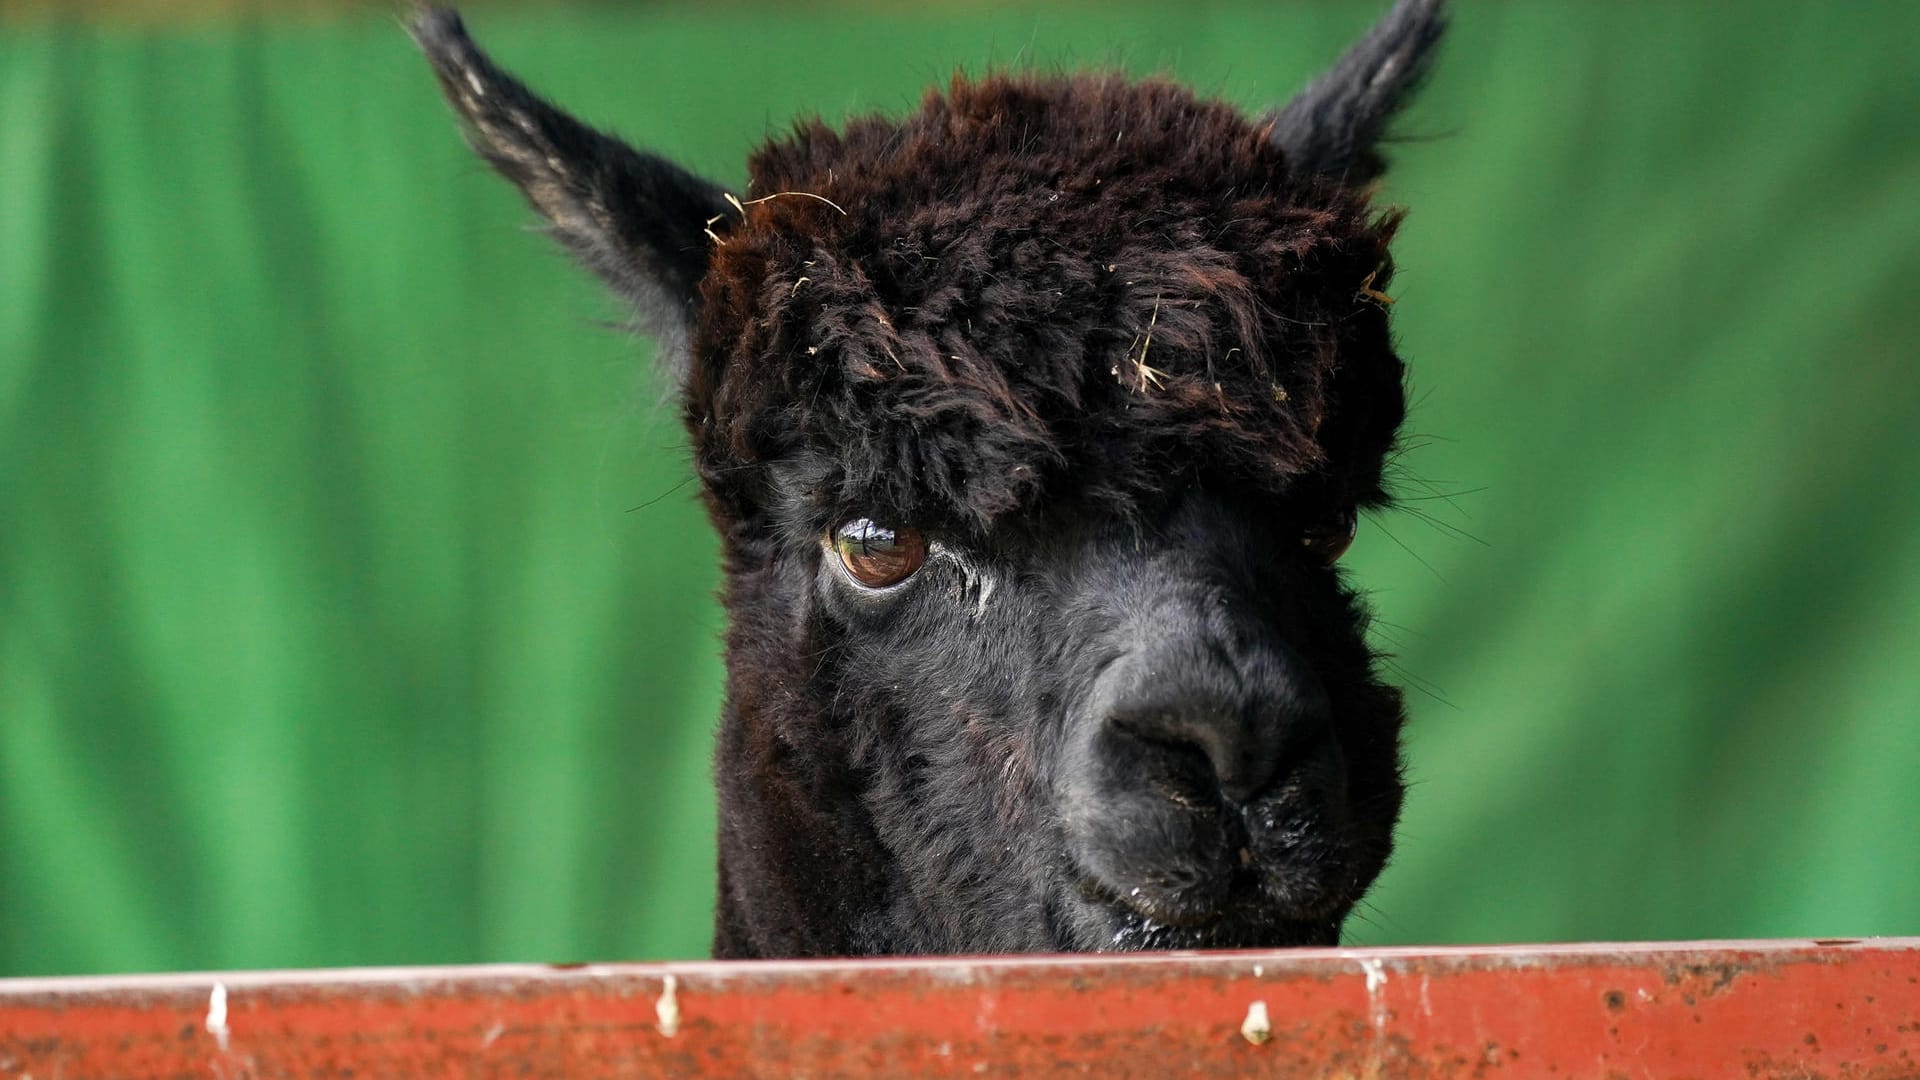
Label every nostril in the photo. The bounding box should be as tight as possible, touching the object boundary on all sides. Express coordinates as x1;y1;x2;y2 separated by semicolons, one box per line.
1108;706;1277;807
1088;636;1333;813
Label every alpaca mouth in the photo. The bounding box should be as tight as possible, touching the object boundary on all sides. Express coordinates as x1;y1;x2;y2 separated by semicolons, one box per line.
1069;835;1359;952
1060;772;1375;952
1104;907;1344;952
1071;870;1347;951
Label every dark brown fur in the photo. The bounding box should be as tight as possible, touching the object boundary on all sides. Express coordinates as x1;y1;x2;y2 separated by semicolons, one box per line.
692;74;1404;535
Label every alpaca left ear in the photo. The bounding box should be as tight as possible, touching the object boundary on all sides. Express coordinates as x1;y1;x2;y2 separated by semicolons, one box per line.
1267;0;1448;184
411;6;731;362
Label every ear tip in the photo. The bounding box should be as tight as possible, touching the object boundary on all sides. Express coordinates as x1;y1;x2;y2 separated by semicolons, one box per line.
1375;0;1451;68
1401;0;1451;54
1392;0;1450;26
409;5;495;102
1266;0;1451;183
406;5;471;57
1385;0;1451;95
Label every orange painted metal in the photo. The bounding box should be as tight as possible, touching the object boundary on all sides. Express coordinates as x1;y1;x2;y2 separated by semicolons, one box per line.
2;939;1916;1078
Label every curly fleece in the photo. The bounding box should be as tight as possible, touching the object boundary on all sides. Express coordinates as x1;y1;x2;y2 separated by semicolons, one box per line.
689;73;1407;536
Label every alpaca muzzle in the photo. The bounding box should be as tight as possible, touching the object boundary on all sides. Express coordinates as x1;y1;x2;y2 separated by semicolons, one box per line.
1053;540;1361;941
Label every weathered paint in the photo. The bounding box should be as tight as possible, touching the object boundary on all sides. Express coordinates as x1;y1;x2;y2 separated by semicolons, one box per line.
1;939;1916;1078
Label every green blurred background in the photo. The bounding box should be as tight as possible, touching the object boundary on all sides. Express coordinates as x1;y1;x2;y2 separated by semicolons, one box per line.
2;0;1915;977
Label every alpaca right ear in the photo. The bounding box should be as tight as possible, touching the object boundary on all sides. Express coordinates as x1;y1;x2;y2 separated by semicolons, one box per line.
411;6;731;362
1267;0;1448;185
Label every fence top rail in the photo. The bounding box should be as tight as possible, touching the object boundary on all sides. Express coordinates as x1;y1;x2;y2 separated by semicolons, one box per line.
4;938;1917;1078
5;936;1912;994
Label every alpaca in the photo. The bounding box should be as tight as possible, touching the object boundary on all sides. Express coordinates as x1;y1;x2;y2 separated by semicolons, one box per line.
414;0;1445;958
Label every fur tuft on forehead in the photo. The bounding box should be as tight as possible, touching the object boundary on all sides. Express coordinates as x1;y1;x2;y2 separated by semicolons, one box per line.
687;72;1407;531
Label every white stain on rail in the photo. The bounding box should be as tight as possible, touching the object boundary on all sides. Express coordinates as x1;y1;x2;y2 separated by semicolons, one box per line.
1358;957;1390;1066
205;981;231;1053
1239;999;1272;1045
655;974;681;1038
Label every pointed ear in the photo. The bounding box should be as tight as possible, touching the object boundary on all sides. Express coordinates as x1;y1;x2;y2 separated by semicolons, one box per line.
1267;0;1448;185
410;6;731;362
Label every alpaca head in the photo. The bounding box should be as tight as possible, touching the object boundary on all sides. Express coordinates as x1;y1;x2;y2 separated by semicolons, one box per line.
415;0;1445;957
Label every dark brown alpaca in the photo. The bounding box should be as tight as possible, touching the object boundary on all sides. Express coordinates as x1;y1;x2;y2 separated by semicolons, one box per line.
414;0;1446;958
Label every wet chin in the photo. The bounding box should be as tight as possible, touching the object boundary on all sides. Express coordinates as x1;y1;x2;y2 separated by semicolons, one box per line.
1058;889;1347;952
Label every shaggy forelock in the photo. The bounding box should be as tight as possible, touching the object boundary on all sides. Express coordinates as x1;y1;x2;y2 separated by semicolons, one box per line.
690;72;1409;531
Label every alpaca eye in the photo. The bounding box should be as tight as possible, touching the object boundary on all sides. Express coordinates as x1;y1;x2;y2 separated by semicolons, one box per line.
1302;509;1358;564
832;518;928;589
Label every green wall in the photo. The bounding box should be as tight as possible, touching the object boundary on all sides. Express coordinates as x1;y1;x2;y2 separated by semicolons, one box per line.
2;1;1916;976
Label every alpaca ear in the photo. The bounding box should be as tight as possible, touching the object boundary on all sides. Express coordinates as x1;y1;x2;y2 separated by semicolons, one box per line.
411;6;731;362
1267;0;1448;184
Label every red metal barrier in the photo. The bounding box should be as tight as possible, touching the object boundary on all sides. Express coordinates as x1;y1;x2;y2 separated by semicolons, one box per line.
2;939;1915;1077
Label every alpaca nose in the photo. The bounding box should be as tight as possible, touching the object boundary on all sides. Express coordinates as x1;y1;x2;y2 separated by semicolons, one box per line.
1109;701;1274;806
1100;641;1329;807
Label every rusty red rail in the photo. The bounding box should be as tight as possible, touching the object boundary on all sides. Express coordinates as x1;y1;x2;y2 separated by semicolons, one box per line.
2;939;1915;1077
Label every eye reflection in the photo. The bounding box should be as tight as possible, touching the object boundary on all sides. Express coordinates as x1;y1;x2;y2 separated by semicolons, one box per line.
832;518;927;588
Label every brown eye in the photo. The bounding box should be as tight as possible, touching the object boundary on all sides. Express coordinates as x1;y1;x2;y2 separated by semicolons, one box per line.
832;518;927;589
1302;509;1358;564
